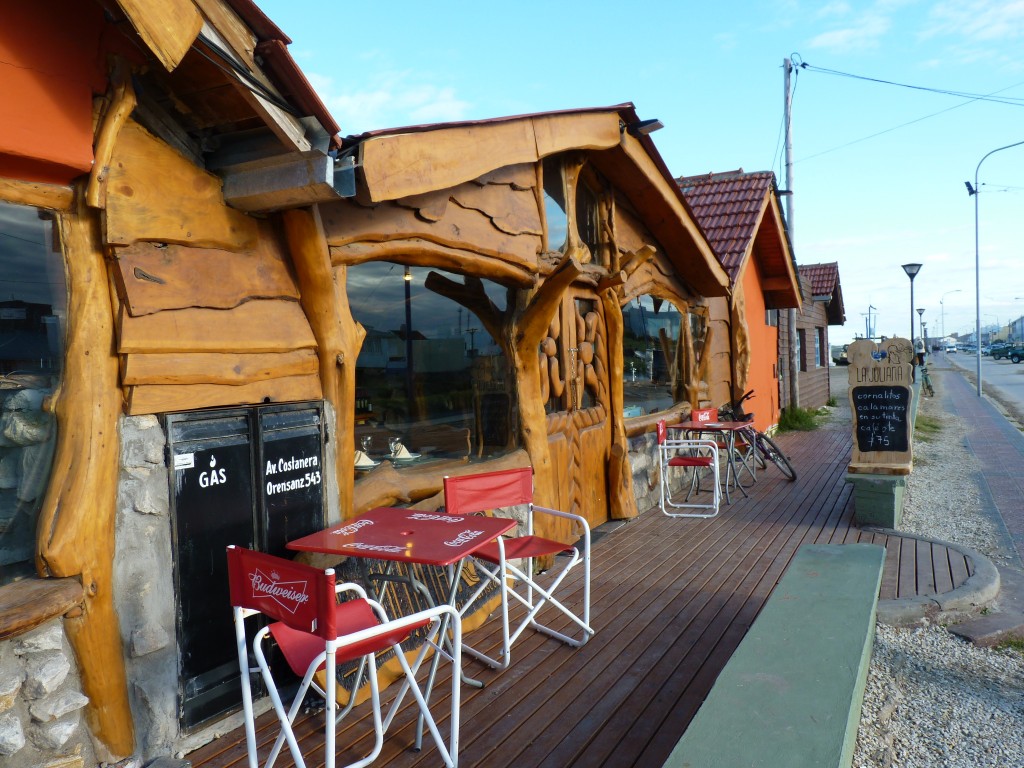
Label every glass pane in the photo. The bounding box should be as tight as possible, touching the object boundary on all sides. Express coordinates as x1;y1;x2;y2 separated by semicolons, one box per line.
576;182;601;264
0;201;65;584
622;296;682;416
348;263;515;470
543;157;567;252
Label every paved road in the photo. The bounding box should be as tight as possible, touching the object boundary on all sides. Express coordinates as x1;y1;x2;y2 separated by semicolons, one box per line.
941;350;1024;423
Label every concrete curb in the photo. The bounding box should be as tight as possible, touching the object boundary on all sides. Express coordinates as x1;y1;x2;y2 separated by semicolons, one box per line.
863;527;1002;627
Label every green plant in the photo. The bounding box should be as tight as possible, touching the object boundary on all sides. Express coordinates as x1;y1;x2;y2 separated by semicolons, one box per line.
997;637;1024;655
915;414;942;442
778;406;821;432
826;396;838;407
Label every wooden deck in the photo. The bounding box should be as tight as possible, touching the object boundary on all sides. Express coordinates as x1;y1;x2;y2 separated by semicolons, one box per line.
189;419;971;768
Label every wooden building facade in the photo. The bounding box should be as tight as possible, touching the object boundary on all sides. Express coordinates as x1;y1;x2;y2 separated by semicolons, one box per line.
0;2;734;766
676;170;802;432
787;262;846;410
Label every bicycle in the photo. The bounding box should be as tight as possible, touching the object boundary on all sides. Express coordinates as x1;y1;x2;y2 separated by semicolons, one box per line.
718;390;797;482
918;362;935;398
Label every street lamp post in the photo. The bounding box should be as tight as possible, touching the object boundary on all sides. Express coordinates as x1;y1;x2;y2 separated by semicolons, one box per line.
940;289;961;340
967;138;1024;396
917;307;925;342
902;263;922;344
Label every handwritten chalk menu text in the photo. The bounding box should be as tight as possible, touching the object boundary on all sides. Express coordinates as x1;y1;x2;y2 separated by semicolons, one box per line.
853;386;910;452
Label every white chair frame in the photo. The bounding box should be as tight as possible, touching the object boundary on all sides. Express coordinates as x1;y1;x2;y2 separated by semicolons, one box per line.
657;420;722;518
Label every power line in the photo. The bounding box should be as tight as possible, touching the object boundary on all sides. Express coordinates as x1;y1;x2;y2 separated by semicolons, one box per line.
798;61;1024;107
793;58;1024;163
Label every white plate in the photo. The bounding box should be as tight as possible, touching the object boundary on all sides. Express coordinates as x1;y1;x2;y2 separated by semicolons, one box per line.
355;459;380;469
390;452;421;461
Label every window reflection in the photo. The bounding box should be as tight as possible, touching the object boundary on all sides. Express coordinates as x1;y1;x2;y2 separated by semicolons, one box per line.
543;157;567;252
0;201;64;584
349;263;515;469
622;296;683;416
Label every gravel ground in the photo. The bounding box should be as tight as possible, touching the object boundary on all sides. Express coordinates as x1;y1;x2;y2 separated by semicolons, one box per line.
823;369;1024;767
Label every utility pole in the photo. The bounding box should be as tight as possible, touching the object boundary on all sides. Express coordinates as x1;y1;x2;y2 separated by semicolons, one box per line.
784;57;799;409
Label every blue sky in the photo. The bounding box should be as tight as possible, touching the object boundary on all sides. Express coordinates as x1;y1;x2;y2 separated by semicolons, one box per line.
257;1;1024;344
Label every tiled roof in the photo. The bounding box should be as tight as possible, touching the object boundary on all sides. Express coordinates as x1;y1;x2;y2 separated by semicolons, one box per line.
676;169;778;280
799;262;840;296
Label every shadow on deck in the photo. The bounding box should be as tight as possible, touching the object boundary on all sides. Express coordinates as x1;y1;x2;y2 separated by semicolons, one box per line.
188;418;971;768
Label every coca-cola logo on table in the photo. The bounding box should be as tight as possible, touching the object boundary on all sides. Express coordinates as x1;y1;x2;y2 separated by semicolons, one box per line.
249;568;310;614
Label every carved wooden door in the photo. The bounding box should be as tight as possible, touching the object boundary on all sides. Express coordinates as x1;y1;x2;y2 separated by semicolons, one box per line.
540;287;610;529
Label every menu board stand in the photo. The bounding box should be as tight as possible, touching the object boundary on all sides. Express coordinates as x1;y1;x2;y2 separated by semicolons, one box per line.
845;338;915;527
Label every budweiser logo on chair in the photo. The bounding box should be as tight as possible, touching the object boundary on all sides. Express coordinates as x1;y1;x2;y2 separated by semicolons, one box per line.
249;568;310;614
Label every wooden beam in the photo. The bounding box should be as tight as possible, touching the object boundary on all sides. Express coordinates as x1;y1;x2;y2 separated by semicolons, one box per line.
113;0;203;71
0;176;74;211
125;374;323;415
117;299;317;353
120;349;318;385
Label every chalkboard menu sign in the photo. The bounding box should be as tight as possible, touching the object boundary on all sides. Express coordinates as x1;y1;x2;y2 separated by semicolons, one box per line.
852;385;910;453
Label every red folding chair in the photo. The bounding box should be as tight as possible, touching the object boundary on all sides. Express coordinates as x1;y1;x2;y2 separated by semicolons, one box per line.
226;546;461;768
657;419;721;518
443;467;593;670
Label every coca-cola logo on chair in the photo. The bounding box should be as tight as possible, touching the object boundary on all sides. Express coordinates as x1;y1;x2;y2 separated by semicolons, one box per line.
249;568;310;614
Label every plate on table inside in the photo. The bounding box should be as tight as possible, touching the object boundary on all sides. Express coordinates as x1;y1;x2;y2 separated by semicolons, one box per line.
390;452;421;462
355;458;380;469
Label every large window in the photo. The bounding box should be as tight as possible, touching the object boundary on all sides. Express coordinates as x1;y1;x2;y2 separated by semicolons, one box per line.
543;157;567;252
0;201;65;585
622;296;685;416
348;263;515;470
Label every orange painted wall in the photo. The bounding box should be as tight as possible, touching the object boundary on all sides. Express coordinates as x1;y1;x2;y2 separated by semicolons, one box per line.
0;0;107;184
738;258;780;433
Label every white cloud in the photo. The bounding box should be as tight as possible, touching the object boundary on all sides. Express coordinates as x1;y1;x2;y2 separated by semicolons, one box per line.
926;0;1024;42
305;71;471;134
808;13;892;52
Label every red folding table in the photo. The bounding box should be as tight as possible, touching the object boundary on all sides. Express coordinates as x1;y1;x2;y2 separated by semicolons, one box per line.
288;507;517;748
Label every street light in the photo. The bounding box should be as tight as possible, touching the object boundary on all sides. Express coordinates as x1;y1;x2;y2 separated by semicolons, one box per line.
967;138;1024;396
940;289;961;340
901;263;922;343
917;307;925;342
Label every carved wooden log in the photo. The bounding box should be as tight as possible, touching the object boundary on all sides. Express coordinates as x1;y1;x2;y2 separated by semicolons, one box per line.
36;201;133;757
87;58;135;209
320;198;542;271
329;239;537;288
512;254;583;544
623;406;692;439
601;289;637;520
282;207;365;523
353;449;531;513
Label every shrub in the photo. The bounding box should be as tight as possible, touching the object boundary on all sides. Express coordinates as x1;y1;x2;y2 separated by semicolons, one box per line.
778;406;820;432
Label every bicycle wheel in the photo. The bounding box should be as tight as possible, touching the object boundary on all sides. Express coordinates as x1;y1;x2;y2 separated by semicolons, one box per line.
756;433;796;481
742;429;767;470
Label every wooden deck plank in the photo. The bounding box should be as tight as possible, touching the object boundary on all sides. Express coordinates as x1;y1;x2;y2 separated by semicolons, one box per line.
896;537;917;599
933;541;956;594
188;422;965;768
949;550;971;587
916;537;936;596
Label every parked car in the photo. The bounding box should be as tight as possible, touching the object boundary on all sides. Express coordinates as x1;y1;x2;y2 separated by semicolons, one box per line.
992;342;1024;362
831;343;850;365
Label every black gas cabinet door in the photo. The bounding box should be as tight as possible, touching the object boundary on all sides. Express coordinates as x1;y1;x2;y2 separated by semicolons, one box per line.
167;409;256;729
257;404;326;557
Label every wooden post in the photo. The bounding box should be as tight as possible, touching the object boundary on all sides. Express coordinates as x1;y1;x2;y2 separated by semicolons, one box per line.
282;207;366;520
36;199;133;758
